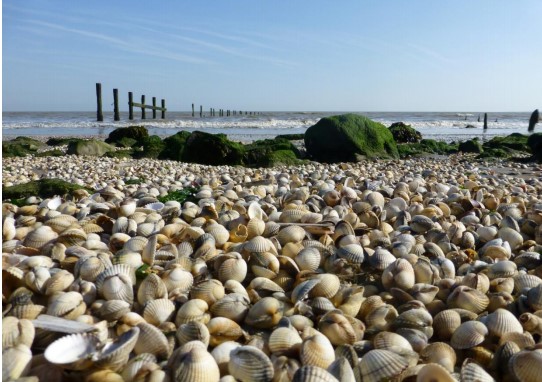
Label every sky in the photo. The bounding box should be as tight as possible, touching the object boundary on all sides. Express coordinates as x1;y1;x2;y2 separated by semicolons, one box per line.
2;1;541;112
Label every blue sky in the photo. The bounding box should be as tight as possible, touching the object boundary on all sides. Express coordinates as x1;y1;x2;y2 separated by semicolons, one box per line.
3;1;541;111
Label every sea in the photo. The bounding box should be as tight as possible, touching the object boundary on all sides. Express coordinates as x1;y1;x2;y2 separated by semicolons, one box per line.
1;111;535;143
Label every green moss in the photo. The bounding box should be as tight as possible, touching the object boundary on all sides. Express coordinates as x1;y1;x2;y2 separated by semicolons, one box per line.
124;178;145;185
46;137;84;146
159;131;191;161
244;137;301;167
105;126;149;147
3;178;93;200
476;148;509;159
117;137;138;148
105;150;133;159
182;132;245;166
388;122;422;143
2;136;44;157
277;133;305;140
35;149;64;157
483;133;529;152
67;139;114;156
397;139;458;158
157;187;198;204
304;114;398;163
136;135;165;159
458;138;483;153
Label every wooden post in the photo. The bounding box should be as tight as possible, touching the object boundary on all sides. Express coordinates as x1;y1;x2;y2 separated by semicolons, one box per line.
192;103;195;117
161;99;166;119
113;88;120;121
152;97;157;119
200;105;203;118
128;92;133;120
528;109;539;132
483;113;488;130
141;95;146;119
96;83;103;122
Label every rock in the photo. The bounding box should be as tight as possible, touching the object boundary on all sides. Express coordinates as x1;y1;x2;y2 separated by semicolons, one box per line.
277;133;305;141
3;137;44;157
304;114;399;163
483;133;529;152
388;122;422;143
137;135;165;159
182;131;245;166
465;124;477;129
397;139;458;158
528;109;539;132
3;179;91;200
244;138;301;167
159;131;191;161
527;133;542;162
458;138;483;153
67;140;114;156
105;126;149;147
46;137;83;146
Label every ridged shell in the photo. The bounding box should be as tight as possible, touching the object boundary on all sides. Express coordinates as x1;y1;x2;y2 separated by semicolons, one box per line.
382;259;415;291
245;236;273;253
2;317;35;350
433;309;462;341
420;342;456;372
170;341;220;382
47;291;86;319
161;266;194;293
176;321;210;347
23;225;58;249
137;273;168;305
318;310;358;345
269;324;303;356
447;285;489;314
337;244;365;265
309;273;341;299
215;252;247;283
207;317;245;347
293;365;339;382
44;332;100;370
300;333;336;369
210;293;250;322
174;299;210;326
95;266;134;304
357;349;409;382
96;299;131;321
509;350;542;382
295;247;321;271
417;363;456;382
190;279;225;307
450;321;488;349
142;298;176;326
134;322;169;359
480;308;523;338
228;345;274;381
247;218;266;239
460;359;496;382
245;296;283;329
211;341;242;376
277;225;306;246
44;269;75;295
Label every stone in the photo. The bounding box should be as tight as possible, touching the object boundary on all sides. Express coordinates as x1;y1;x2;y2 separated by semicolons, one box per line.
388;122;422;143
458;138;483;153
182;131;245;166
244;138;301;167
527;133;542;162
3;179;91;200
3;137;44;157
105;125;149;147
159;131;191;161
67;140;114;156
304;114;399;163
137;135;165;159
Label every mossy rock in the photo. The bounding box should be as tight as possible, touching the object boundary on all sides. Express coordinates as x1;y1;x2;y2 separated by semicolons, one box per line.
527;133;542;162
3;178;92;200
159;131;191;161
277;133;305;141
46;137;84;146
483;133;529;152
304;114;398;163
105;150;133;159
244;137;301;167
182;131;245;166
3;136;44;157
117;137;138;148
67;140;114;157
105;126;149;147
136;135;165;159
388;122;422;143
476;148;509;159
35;149;64;157
458;138;483;153
397;139;458;158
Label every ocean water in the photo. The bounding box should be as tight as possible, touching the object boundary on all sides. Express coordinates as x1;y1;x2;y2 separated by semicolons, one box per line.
1;111;535;143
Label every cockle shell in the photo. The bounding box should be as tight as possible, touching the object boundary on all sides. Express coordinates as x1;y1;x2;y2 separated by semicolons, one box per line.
300;333;336;369
133;322;169;359
169;341;220;382
245;296;283;329
23;225;58;249
207;317;245;347
293;365;339;382
176;321;210;348
480;308;523;338
174;299;210;326
3;344;33;380
450;321;488;349
2;317;35;350
210;293;250;322
142;298;176;326
47;291;86;319
137;273;168;305
215;252;247;283
447;285;489;314
356;349;409;382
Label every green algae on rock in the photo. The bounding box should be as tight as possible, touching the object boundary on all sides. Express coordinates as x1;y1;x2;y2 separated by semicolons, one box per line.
182;131;245;166
305;114;399;163
105;125;149;147
3;178;92;201
3;137;44;158
388;122;422;143
244;137;302;167
458;138;483;153
67;139;115;157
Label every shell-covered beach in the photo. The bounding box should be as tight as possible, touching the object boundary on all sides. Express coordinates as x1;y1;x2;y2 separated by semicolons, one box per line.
2;151;542;381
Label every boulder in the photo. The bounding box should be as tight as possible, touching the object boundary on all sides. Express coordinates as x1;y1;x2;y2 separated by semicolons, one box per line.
527;133;542;162
137;135;165;159
304;114;398;163
388;122;422;143
105;126;149;147
3;179;91;201
458;138;483;153
483;133;529;152
244;138;301;167
159;131;191;161
3;136;44;157
67;140;114;156
396;139;458;158
182;131;245;166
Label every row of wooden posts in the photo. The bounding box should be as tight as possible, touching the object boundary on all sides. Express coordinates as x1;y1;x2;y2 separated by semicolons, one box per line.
96;83;259;121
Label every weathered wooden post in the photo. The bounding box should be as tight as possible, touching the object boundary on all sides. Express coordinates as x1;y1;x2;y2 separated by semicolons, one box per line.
141;95;146;119
200;105;203;118
192;103;195;117
161;99;166;119
483;113;488;130
529;109;539;132
96;83;103;122
128;92;134;120
152;97;157;119
113;88;120;121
